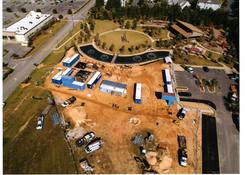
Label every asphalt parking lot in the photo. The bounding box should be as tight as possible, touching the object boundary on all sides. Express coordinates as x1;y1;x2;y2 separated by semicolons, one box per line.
3;0;86;27
175;68;239;173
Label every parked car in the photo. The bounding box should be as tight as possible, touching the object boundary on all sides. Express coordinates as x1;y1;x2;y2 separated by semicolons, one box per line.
202;66;209;72
178;92;192;97
178;149;188;167
36;114;45;130
76;132;96;147
61;96;76;108
33;63;39;67
185;66;194;74
228;73;239;81
84;138;102;153
177;108;187;120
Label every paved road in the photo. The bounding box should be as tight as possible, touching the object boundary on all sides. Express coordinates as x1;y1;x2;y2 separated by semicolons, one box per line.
3;0;95;101
175;68;239;173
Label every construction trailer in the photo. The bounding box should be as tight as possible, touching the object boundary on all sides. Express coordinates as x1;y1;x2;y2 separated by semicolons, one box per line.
99;80;127;96
87;71;102;89
162;84;176;106
61;76;86;91
134;83;142;104
62;68;73;76
63;53;80;67
164;69;171;84
52;71;63;85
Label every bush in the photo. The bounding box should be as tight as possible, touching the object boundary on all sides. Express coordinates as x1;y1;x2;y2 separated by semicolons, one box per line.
21;8;27;13
6;7;12;12
52;9;58;14
67;9;73;14
58;14;63;19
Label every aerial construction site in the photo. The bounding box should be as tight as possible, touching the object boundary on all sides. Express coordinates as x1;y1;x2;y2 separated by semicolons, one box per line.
42;47;207;173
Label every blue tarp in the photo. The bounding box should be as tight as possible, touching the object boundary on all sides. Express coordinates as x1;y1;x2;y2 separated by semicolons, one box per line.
52;113;60;125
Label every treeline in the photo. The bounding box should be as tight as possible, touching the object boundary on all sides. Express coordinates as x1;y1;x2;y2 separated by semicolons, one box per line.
91;0;239;63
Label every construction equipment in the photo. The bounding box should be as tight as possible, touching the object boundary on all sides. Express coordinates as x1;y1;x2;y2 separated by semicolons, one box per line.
79;158;93;173
177;136;188;167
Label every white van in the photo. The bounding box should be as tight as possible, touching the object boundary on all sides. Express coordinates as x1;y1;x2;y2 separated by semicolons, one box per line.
84;138;102;154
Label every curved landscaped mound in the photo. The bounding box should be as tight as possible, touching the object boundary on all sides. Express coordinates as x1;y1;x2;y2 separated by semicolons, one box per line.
79;44;170;64
97;30;152;55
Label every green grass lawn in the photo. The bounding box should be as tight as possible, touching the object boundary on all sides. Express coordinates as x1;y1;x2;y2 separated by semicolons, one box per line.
94;20;120;34
204;50;222;61
3;67;14;80
136;27;169;40
174;54;222;67
3;42;76;173
25;20;67;57
99;30;152;55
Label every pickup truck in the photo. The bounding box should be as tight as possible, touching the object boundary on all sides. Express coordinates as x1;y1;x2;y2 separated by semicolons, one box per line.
84;138;102;154
61;96;76;108
177;108;187;120
178;135;188;167
76;132;96;147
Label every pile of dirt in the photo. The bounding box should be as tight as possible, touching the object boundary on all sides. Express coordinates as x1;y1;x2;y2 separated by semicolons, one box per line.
64;106;96;128
145;151;158;165
156;155;173;173
129;117;141;126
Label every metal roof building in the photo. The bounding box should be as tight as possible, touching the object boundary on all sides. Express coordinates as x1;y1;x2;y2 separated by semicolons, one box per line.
100;80;127;96
3;11;53;46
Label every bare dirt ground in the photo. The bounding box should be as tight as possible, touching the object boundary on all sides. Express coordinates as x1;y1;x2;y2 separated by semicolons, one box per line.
44;48;202;173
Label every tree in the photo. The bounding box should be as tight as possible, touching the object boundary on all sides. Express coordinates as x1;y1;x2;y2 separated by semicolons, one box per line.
58;14;63;19
6;7;12;12
95;0;104;8
36;9;41;12
119;45;125;53
132;19;138;29
84;23;90;34
106;0;121;10
125;21;131;29
88;19;95;31
102;42;106;49
68;9;73;14
52;9;58;14
21;8;27;13
109;44;115;52
80;23;84;30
